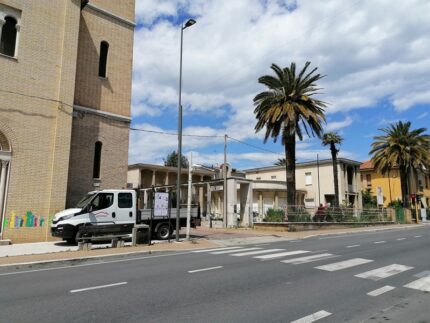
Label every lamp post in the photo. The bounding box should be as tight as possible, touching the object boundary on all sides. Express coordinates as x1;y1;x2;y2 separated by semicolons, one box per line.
176;18;196;242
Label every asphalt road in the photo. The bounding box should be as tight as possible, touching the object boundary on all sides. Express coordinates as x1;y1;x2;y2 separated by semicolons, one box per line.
1;226;430;323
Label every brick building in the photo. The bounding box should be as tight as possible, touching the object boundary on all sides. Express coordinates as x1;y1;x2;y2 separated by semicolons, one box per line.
0;0;135;242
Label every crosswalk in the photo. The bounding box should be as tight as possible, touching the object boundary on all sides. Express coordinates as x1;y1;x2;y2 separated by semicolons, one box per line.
192;246;430;294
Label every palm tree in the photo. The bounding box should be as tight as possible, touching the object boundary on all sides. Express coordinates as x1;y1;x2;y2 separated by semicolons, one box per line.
274;158;286;166
322;132;343;207
370;121;430;207
254;62;326;206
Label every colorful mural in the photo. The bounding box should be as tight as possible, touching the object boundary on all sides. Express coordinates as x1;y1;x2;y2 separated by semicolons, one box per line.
3;211;47;229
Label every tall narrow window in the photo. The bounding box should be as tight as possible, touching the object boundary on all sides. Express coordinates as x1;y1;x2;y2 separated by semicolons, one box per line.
0;16;17;56
98;41;109;77
93;141;102;179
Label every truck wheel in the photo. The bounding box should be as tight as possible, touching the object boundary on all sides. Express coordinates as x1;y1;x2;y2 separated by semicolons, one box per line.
156;223;171;240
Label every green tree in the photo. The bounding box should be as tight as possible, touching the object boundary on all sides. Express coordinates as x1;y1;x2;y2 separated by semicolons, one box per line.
274;158;286;166
322;132;343;207
362;189;377;208
254;62;326;206
370;121;430;207
164;151;189;168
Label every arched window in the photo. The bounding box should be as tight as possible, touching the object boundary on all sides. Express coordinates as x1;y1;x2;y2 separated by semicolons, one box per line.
93;141;102;179
98;41;109;77
0;16;18;57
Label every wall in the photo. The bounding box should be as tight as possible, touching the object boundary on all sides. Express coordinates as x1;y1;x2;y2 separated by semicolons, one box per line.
0;0;81;242
66;0;135;207
360;168;402;207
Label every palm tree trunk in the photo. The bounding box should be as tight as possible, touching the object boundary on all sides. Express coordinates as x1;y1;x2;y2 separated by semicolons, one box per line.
400;165;409;207
284;133;296;207
330;142;340;207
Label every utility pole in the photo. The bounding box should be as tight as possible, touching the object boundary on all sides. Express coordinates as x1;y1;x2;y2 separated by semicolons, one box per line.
317;154;321;206
186;152;192;240
223;134;227;228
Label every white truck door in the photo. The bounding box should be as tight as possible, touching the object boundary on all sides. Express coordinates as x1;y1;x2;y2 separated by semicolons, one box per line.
116;191;135;224
88;192;116;224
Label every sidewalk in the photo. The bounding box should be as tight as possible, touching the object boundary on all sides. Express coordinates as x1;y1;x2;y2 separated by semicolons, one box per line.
0;224;420;268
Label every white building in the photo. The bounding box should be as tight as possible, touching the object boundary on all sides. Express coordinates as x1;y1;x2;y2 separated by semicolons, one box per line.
127;158;362;227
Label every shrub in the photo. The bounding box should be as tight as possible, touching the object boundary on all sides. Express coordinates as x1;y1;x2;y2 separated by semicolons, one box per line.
264;208;285;222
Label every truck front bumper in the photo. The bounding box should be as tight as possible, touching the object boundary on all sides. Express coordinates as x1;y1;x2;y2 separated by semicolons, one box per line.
51;225;76;240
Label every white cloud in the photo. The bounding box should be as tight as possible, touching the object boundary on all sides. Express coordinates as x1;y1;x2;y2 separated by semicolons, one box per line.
326;117;353;132
130;0;430;166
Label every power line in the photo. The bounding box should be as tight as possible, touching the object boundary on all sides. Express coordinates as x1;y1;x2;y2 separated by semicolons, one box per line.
129;127;224;138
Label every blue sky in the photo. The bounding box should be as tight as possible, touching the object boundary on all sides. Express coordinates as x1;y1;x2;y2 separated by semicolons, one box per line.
129;0;430;169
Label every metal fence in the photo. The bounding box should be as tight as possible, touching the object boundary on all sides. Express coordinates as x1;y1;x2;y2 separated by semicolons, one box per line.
259;206;395;223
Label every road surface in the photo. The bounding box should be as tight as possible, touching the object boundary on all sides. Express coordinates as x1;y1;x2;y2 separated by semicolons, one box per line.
1;226;429;322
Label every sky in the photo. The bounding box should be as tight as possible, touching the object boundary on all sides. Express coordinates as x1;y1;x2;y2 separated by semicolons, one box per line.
129;0;430;170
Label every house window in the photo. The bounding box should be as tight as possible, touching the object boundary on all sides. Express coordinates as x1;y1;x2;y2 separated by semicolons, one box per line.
305;172;312;185
98;41;109;77
271;175;276;180
366;174;371;187
256;177;261;180
93;141;102;179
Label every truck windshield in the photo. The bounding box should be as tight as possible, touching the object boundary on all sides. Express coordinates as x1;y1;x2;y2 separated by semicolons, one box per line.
75;193;96;208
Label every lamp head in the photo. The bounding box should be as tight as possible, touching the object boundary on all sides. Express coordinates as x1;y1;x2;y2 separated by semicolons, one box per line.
184;19;196;29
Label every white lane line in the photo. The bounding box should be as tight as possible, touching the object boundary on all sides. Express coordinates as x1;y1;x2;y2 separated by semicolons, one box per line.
231;249;284;257
188;266;223;274
315;258;373;272
374;241;386;244
281;253;335;265
192;247;242;253
70;282;127;294
291;310;332;323
404;275;430;292
396;238;406;241
367;285;395;297
414;235;422;238
355;264;413;281
254;250;310;260
211;248;261;255
346;245;360;248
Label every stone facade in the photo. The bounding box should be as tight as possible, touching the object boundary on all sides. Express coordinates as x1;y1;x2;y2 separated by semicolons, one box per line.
0;0;135;242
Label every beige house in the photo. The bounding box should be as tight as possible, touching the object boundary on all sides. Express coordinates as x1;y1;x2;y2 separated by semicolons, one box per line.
244;158;362;211
0;0;135;242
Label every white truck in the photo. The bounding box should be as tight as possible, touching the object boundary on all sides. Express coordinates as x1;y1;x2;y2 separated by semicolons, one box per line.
51;189;200;244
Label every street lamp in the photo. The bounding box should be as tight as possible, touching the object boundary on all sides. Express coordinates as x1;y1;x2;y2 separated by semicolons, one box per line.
176;18;196;242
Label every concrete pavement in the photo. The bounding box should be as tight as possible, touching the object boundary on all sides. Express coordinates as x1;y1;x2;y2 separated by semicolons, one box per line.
0;224;422;268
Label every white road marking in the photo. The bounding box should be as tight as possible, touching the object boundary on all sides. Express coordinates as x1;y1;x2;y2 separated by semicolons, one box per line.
367;285;395;296
211;247;261;255
355;264;413;281
414;270;430;278
291;310;332;323
404;275;430;292
414;235;422;238
281;253;335;265
192;247;242;253
188;266;223;274
374;241;386;244
231;249;284;256
396;238;406;241
315;258;373;272
70;282;127;293
254;250;310;260
346;245;360;248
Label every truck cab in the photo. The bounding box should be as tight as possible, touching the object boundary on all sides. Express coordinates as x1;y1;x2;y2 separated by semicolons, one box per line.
51;189;136;244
